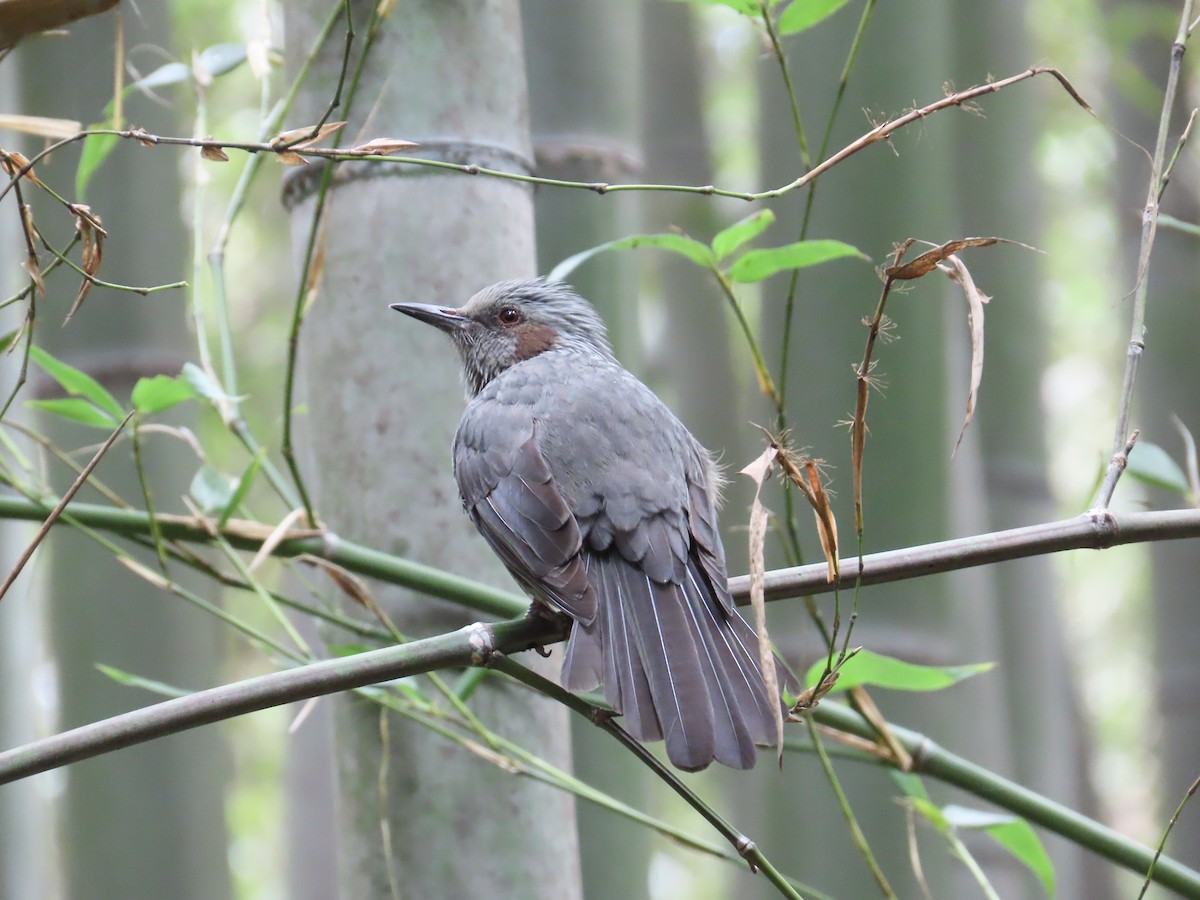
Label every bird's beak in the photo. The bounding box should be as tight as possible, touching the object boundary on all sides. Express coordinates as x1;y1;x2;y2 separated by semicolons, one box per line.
390;302;471;333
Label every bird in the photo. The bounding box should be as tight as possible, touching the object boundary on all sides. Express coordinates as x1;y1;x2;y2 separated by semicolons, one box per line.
391;278;791;771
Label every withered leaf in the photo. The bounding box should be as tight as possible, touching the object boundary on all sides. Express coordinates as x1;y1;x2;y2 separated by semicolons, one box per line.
128;126;157;148
1;150;42;187
270;121;347;150
885;237;999;280
941;254;990;455
20;255;45;298
200;143;230;162
346;137;419;156
274;150;307;167
739;445;785;764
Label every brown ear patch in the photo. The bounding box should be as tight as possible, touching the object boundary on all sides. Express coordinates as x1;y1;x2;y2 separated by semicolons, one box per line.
514;323;558;361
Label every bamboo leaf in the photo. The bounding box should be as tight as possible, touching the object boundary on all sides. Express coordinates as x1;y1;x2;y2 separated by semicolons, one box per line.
943;806;1056;897
549;232;715;282
96;664;190;699
26;397;118;428
804;648;993;693
29;345;125;419
190;465;236;514
728;239;866;282
131;374;198;416
712;210;775;261
75;128;121;200
1127;442;1191;496
219;449;265;529
667;0;762;15
778;0;854;35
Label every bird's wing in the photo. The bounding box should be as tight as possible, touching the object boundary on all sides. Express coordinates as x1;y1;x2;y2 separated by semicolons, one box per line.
454;418;596;623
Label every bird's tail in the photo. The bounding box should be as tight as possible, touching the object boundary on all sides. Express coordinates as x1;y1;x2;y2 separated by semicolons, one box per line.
562;552;788;771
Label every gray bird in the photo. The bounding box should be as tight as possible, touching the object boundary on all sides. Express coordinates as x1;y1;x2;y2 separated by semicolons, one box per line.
391;278;789;771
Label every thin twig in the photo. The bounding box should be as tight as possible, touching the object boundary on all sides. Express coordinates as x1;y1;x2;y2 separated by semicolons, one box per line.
493;657;808;899
1138;772;1200;899
1094;0;1195;509
1;68;1095;208
0;411;134;602
805;717;896;897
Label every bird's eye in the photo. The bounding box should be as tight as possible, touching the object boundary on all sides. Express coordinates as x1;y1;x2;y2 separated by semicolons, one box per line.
497;307;522;326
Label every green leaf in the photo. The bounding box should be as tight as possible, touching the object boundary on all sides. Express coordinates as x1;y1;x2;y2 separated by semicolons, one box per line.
890;770;932;803
778;0;854;34
805;648;993;693
132;374;198;416
190;465;236;514
728;239;867;282
712;210;776;261
549;232;716;282
26;397;118;428
95;663;190;699
1127;441;1190;495
0;329;19;355
668;0;763;15
76;128;121;201
29;345;125;419
906;795;950;833
944;806;1056;897
218;449;265;528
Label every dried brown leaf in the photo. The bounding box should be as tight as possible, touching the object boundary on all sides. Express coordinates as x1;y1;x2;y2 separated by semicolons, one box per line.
270;121;347;150
884;237;999;280
64;205;105;323
738;446;784;764
804;460;839;581
20;255;44;298
200;143;230;162
884;236;1039;281
67;278;93;324
849;686;912;770
346;137;419;156
296;555;408;642
128;126;157;148
940;254;989;455
274;150;307;167
1;150;42;187
248;508;309;572
69;203;106;235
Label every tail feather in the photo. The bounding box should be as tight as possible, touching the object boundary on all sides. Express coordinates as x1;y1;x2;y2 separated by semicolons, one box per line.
625;571;715;771
559;549;785;771
598;554;661;742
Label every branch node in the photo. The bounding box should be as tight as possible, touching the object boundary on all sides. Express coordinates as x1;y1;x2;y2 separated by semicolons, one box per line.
463;621;499;666
734;834;759;870
1085;508;1120;549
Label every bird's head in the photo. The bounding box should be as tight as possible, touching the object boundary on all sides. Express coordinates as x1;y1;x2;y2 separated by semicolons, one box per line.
391;278;614;395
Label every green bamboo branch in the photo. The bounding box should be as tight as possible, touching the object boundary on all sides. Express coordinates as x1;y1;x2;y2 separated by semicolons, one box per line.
3;616;1197;896
1;495;1200;614
811;702;1200;897
493;657;807;900
805;718;895;897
